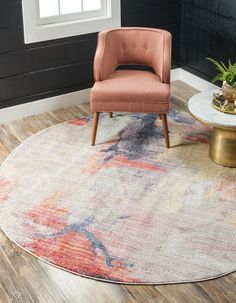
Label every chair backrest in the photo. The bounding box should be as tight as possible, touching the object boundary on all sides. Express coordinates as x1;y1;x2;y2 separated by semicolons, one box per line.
94;27;172;83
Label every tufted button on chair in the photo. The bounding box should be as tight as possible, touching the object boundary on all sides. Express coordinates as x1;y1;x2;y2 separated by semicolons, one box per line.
90;27;172;148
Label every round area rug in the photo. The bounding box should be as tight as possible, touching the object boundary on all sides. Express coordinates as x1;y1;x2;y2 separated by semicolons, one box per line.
0;109;236;284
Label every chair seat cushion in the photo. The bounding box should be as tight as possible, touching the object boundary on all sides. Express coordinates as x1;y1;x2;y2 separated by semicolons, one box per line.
90;70;170;113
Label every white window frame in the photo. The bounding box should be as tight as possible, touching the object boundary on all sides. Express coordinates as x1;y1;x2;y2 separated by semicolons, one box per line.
22;0;121;44
37;0;107;26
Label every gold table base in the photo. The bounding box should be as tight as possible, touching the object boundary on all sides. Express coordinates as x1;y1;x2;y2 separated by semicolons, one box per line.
209;127;236;167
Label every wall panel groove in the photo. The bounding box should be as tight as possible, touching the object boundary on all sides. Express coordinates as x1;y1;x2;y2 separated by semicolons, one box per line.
0;39;97;78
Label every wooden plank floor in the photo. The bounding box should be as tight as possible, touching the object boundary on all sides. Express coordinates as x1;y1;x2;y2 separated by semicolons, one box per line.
0;81;236;303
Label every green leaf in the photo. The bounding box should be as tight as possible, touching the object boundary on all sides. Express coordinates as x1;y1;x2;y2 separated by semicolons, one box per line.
220;61;227;71
206;57;236;86
212;74;220;83
206;58;226;73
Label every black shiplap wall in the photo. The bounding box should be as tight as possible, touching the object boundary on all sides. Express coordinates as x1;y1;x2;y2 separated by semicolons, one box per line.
0;0;181;109
181;0;236;82
121;0;181;67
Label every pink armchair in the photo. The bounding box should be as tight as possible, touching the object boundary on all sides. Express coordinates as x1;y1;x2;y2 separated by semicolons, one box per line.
90;27;172;147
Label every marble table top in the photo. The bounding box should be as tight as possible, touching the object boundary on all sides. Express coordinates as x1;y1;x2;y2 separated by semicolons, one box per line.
188;90;236;129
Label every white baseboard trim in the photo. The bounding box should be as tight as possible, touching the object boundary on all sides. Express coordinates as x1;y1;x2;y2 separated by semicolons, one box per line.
178;69;218;91
0;88;91;124
0;68;218;124
170;68;181;81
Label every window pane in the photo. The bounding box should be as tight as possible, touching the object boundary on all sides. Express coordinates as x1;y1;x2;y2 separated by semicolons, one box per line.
39;0;59;18
83;0;101;11
60;0;82;14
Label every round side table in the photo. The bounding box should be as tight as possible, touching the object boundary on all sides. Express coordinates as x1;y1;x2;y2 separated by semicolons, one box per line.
188;90;236;167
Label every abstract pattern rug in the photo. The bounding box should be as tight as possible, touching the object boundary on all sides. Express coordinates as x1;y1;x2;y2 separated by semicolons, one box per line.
0;108;236;284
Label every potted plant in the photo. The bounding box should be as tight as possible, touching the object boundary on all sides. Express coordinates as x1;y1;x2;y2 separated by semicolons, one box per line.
207;58;236;103
207;58;236;114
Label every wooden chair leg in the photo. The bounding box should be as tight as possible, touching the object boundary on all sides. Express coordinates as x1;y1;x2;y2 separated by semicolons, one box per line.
91;112;100;146
159;114;162;120
160;114;170;148
109;112;113;118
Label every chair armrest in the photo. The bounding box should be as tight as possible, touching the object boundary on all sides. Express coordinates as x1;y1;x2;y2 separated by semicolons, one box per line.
93;30;118;81
152;30;172;84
